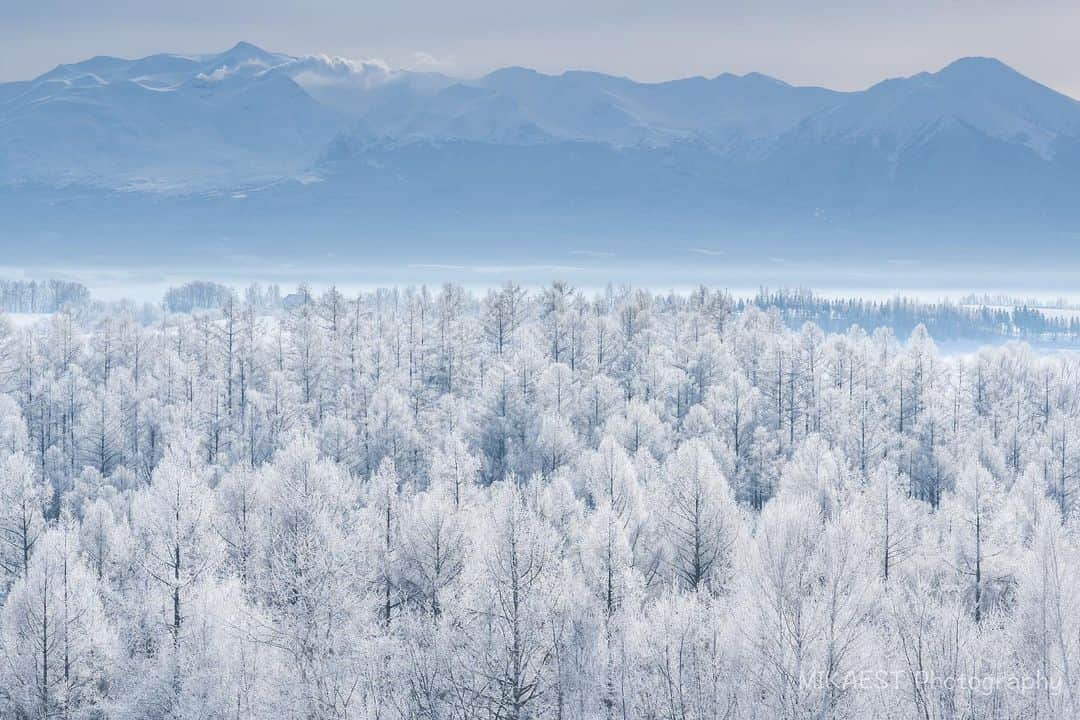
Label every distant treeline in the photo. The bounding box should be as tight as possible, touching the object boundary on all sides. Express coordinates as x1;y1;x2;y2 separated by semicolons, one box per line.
163;281;235;312
156;283;1080;346
745;287;1080;344
956;292;1078;309
9;280;1080;348
0;279;90;313
163;280;286;312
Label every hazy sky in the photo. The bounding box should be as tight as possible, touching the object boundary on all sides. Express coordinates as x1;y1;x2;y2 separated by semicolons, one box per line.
3;0;1078;96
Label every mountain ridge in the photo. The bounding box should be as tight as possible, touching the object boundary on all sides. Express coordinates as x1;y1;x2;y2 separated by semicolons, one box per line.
6;43;1078;192
2;43;1080;263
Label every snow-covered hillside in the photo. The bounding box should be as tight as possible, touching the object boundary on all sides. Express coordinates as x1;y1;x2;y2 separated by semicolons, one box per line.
4;43;1080;261
4;43;1080;192
0;43;340;190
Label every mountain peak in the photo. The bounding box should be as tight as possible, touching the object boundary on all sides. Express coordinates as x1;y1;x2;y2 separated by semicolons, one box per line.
740;71;791;87
214;41;276;66
942;56;1010;70
935;56;1021;82
930;55;1079;110
226;41;266;55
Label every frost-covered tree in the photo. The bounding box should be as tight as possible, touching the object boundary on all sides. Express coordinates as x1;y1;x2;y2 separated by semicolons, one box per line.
0;520;115;718
465;481;561;719
131;431;216;645
0;283;1078;718
0;451;50;589
659;440;739;592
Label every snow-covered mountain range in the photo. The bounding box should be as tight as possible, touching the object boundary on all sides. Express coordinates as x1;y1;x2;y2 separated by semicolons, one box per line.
3;42;1080;263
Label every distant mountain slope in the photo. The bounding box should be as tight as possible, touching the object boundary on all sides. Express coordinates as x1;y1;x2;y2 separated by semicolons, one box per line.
738;57;1080;211
2;43;1080;262
0;43;341;190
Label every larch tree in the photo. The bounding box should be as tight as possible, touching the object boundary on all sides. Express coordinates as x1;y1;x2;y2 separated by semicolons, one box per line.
0;521;116;719
0;451;51;590
467;481;561;720
659;440;739;593
131;431;216;646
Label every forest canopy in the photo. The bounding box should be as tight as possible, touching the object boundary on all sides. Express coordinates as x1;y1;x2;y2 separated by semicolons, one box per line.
0;282;1078;719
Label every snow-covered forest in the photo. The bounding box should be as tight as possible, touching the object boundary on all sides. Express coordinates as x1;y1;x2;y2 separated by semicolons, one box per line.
0;280;90;314
2;282;1080;719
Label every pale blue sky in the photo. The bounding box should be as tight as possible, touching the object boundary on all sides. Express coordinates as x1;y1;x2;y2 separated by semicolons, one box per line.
3;0;1078;96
